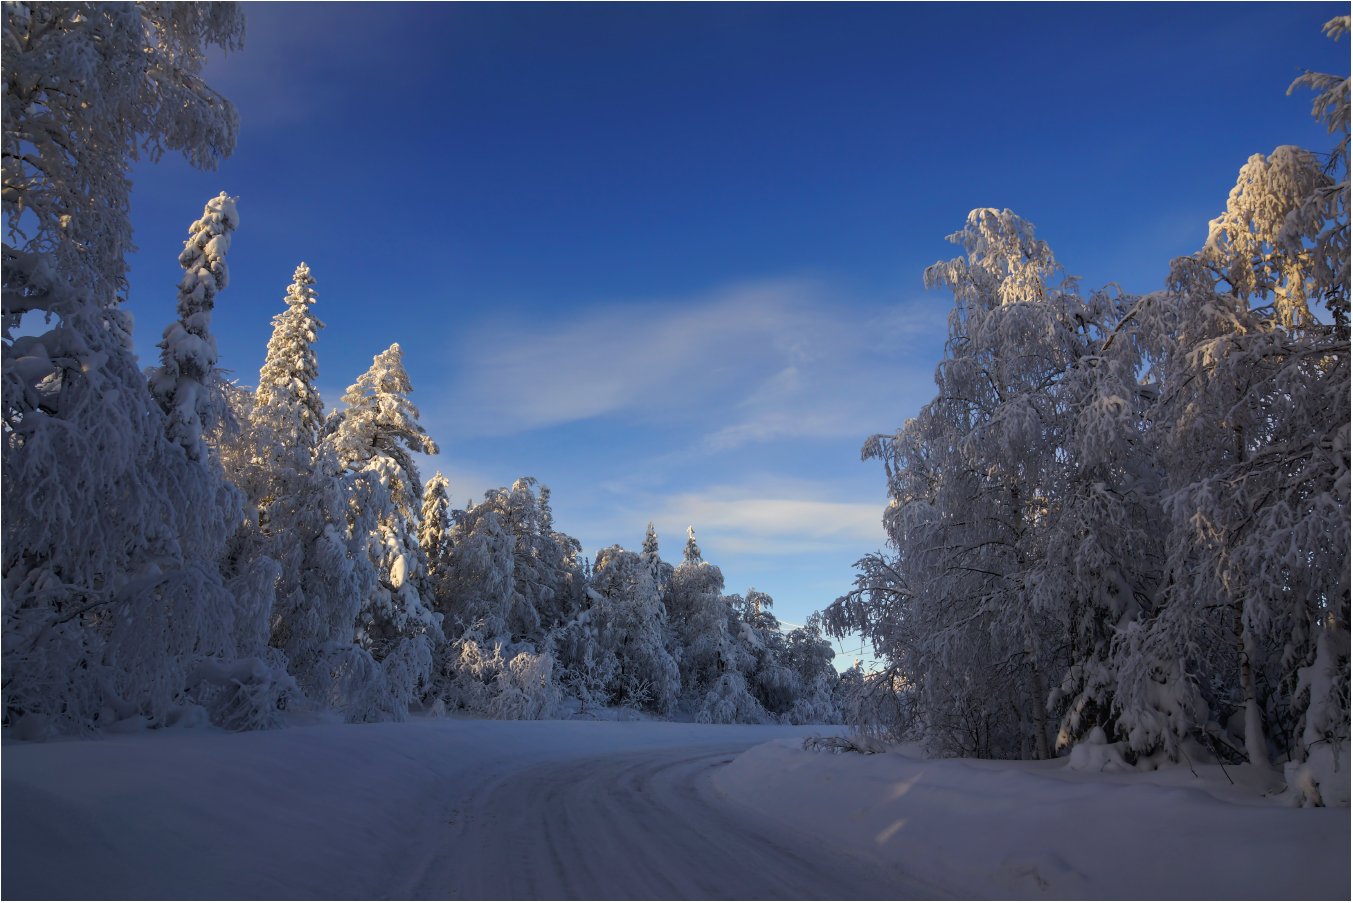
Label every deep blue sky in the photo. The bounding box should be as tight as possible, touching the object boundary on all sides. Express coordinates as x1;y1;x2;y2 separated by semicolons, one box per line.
123;2;1348;668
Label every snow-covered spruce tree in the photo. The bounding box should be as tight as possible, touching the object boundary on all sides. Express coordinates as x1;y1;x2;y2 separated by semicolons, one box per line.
149;196;292;725
642;521;673;598
783;622;845;725
232;264;375;714
536;484;587;630
1;2;297;735
148;192;237;462
326;343;443;720
251;263;325;493
586;545;681;713
668;527;765;722
442;502;516;642
419;471;453;607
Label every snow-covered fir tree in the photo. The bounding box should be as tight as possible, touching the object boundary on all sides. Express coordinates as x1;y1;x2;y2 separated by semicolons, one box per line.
419;471;454;606
251;263;325;490
587;546;681;712
227;263;379;715
325;343;444;719
148;191;238;463
666;527;765;722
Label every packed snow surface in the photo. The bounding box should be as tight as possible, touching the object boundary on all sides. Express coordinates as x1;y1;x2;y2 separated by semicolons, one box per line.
4;719;1348;900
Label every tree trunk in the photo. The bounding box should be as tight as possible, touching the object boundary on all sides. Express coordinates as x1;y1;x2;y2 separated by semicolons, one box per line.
1230;424;1269;767
1029;660;1051;760
1234;597;1270;766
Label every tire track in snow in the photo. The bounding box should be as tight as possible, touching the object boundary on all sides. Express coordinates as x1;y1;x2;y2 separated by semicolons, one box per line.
412;742;930;900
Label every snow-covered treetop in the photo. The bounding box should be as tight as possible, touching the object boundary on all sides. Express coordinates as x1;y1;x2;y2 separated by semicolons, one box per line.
331;343;439;512
538;484;554;533
1203;146;1333;326
419;471;452;561
924;208;1064;311
254;262;326;457
684;525;702;564
1290;17;1350;154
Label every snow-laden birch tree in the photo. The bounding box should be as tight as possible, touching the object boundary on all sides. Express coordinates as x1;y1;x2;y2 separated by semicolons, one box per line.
1;3;292;736
1120;17;1349;799
828;20;1348;803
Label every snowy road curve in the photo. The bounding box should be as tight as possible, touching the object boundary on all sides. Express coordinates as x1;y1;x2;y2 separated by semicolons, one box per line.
411;742;933;900
8;719;1345;900
5;721;939;900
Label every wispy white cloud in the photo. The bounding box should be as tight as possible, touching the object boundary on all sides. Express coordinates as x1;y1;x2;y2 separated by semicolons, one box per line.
439;276;945;450
442;279;814;434
585;476;888;560
657;493;883;556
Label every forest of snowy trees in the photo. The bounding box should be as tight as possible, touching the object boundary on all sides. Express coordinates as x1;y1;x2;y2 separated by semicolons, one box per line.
827;17;1350;806
1;3;846;738
3;1;1349;815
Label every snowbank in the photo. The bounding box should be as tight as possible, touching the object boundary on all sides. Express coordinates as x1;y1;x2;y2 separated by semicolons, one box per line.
713;738;1351;900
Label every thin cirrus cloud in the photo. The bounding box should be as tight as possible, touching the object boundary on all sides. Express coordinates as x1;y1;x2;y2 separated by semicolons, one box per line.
651;490;885;557
440;276;945;449
572;473;891;563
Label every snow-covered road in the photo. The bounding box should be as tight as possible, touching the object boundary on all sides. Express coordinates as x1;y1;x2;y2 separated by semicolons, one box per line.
412;743;930;900
3;719;926;900
5;718;1346;900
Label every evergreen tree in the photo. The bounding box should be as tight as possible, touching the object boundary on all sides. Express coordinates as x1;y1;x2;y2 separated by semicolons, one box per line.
683;525;702;564
641;522;672;597
252;263;325;488
588;546;680;712
666;527;762;720
419;471;454;608
326;343;443;718
233;264;378;714
148;192;238;463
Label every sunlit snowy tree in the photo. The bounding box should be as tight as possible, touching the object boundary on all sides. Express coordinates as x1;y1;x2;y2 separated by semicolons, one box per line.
326;343;443;718
1121;21;1349;799
829;21;1349;802
419;471;454;607
831;209;1091;757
